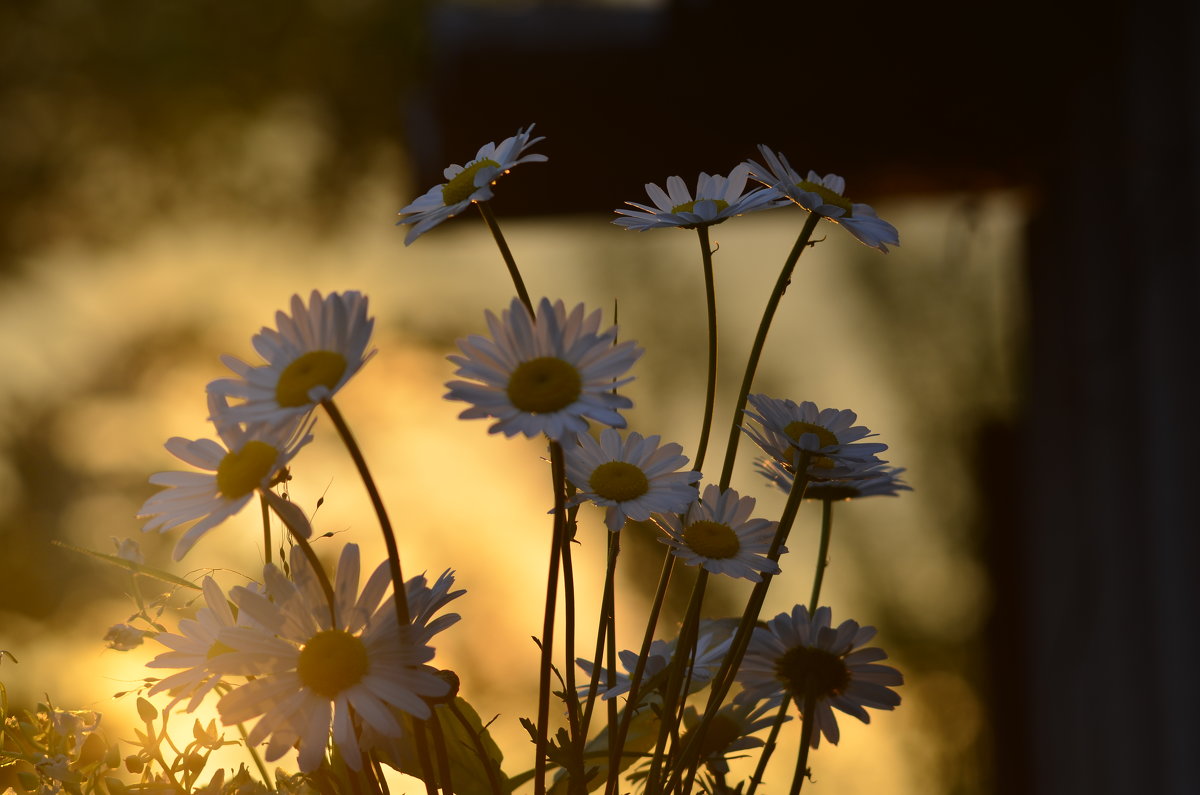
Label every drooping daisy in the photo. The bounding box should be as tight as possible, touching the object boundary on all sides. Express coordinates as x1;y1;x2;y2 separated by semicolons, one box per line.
576;619;732;703
744;145;899;252
146;576;264;712
741;394;888;481
736;605;902;747
758;457;912;501
207;290;375;427
213;544;449;773
138;393;313;561
612;164;783;231
565;428;700;532
397;124;547;245
655;484;782;581
446;297;642;440
680;699;788;776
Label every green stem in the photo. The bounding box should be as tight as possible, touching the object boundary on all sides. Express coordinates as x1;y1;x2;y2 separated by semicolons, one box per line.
693;226;719;473
668;451;813;791
643;570;709;795
560;507;584;790
267;498;337;627
477;201;534;315
605;551;676;795
717;213;821;490
789;692;819;795
745;696;791;795
535;441;568;795
427;711;454;795
320;399;411;626
581;529;620;738
259;492;272;565
234;719;275;792
809;500;834;613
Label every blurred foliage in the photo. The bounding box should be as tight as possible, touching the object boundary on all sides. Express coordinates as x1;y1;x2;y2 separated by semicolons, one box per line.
0;0;426;270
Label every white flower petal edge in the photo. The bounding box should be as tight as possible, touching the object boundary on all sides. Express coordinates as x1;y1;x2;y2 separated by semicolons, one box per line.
397;124;547;245
207;290;375;428
565;428;701;532
446;297;643;440
212;544;449;772
744;145;900;252
736;605;902;748
613;164;784;231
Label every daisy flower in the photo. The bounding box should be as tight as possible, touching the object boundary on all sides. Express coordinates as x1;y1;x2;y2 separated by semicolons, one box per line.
758;458;912;501
655;484;781;581
397;124;547;245
565;428;700;532
744;145;899;252
680;699;788;776
146;576;265;712
742;394;887;480
207;290;375;427
445;297;642;440
213;544;449;773
736;605;902;747
576;620;732;702
137;393;312;561
612;164;783;231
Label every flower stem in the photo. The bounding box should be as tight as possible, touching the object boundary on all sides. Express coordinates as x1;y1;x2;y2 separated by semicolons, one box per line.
535;440;568;795
745;696;791;795
605;550;676;795
580;529;620;738
809;500;834;613
259;492;272;565
320;399;411;626
717;212;821;490
477;201;534;315
268;497;337;626
693;226;719;473
789;692;819;795
669;451;812;791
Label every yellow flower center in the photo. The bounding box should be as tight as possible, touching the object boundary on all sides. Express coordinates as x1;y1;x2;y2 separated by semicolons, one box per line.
797;180;853;215
296;629;369;699
775;644;851;703
442;158;501;206
275;350;348;408
783;420;838;450
215;441;279;499
671;198;729;215
588;461;649;502
506;357;582;414
682;520;740;559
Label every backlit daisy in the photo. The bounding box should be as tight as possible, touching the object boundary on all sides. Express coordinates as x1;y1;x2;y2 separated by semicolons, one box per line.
565;428;700;532
680;699;787;776
744;145;899;252
736;605;902;747
397;124;547;245
146;576;265;712
137;393;312;560
207;290;374;427
576;620;732;702
213;544;449;772
612;164;783;231
446;297;642;440
758;458;911;501
742;394;887;479
655;484;781;581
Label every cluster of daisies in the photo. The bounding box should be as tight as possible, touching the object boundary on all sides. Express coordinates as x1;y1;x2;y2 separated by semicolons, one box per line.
129;124;909;787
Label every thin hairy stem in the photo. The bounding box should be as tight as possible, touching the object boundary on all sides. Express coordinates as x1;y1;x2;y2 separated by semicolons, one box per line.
717;213;821;489
477;201;534;315
809;500;834;613
693;226;719;473
535;441;568;795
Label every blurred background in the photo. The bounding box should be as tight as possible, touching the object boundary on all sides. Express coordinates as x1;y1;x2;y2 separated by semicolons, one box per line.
2;1;1196;794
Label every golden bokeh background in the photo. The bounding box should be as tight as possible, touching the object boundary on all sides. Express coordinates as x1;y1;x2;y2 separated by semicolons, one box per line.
1;2;1029;792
